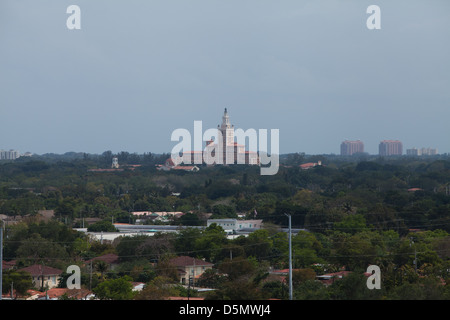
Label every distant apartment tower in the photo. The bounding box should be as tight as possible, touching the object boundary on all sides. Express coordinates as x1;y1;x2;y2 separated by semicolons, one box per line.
340;140;364;156
379;140;403;156
421;147;438;155
406;148;419;156
0;149;20;160
406;147;438;156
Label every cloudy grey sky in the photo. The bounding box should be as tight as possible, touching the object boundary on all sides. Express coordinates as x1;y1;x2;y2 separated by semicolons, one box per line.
1;0;449;155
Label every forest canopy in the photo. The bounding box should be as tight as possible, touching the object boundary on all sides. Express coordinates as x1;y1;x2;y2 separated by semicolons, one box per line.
2;152;450;300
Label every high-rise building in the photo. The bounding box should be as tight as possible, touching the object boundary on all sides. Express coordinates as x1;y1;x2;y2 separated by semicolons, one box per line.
406;148;420;156
0;149;20;160
406;147;438;156
340;140;364;156
379;140;403;156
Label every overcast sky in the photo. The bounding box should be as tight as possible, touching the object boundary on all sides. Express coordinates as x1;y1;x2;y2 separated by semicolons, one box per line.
1;0;449;155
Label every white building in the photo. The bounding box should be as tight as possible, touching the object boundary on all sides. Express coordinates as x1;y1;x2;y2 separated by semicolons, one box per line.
0;149;20;160
112;157;119;168
207;219;263;232
177;109;259;166
406;147;438;156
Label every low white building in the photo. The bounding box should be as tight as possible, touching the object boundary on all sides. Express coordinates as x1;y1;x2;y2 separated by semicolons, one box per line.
207;219;263;232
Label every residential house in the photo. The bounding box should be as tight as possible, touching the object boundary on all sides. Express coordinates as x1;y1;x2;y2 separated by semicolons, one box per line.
0;214;22;226
18;265;63;290
316;271;352;286
2;260;16;270
168;256;214;286
36;210;55;222
167;296;205;300
132;282;145;292
85;253;120;271
157;158;200;172
36;288;94;300
299;161;322;170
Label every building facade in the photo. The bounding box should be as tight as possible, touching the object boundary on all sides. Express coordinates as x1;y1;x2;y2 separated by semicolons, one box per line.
0;149;20;160
174;109;259;166
207;219;263;232
340;140;364;156
406;147;438;156
18;265;62;290
169;256;214;285
203;108;259;165
379;140;403;156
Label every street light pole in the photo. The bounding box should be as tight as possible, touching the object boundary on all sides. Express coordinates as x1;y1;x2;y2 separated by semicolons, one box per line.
284;213;293;300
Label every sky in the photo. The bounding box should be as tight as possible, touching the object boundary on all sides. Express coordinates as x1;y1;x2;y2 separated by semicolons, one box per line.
1;0;449;156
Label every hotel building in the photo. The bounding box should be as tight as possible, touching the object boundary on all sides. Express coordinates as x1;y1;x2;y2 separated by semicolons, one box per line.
340;140;364;156
176;109;259;166
379;140;403;156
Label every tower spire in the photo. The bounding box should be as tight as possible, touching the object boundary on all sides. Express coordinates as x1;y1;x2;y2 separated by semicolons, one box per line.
221;108;230;129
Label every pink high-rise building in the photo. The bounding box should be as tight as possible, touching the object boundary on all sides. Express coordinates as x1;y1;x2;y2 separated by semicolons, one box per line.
340;140;364;156
379;140;403;156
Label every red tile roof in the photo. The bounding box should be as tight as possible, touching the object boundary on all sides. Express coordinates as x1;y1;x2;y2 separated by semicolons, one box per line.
18;265;63;276
88;168;124;172
300;162;317;168
408;188;424;192
166;158;175;166
2;260;16;270
38;288;92;300
168;296;205;300
169;256;213;267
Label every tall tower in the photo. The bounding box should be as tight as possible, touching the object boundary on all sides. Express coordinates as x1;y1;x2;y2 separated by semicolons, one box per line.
112;157;119;169
202;108;258;166
216;108;235;164
219;108;234;146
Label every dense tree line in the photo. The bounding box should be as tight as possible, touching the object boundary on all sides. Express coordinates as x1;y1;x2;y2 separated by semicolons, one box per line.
2;153;450;299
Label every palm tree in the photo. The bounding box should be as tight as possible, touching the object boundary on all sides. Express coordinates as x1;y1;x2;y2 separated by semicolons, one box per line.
95;260;109;281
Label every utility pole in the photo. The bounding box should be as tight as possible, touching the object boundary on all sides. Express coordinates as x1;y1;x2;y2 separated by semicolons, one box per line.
410;237;417;274
187;275;191;301
89;260;93;291
0;221;3;301
193;259;196;290
284;214;293;300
